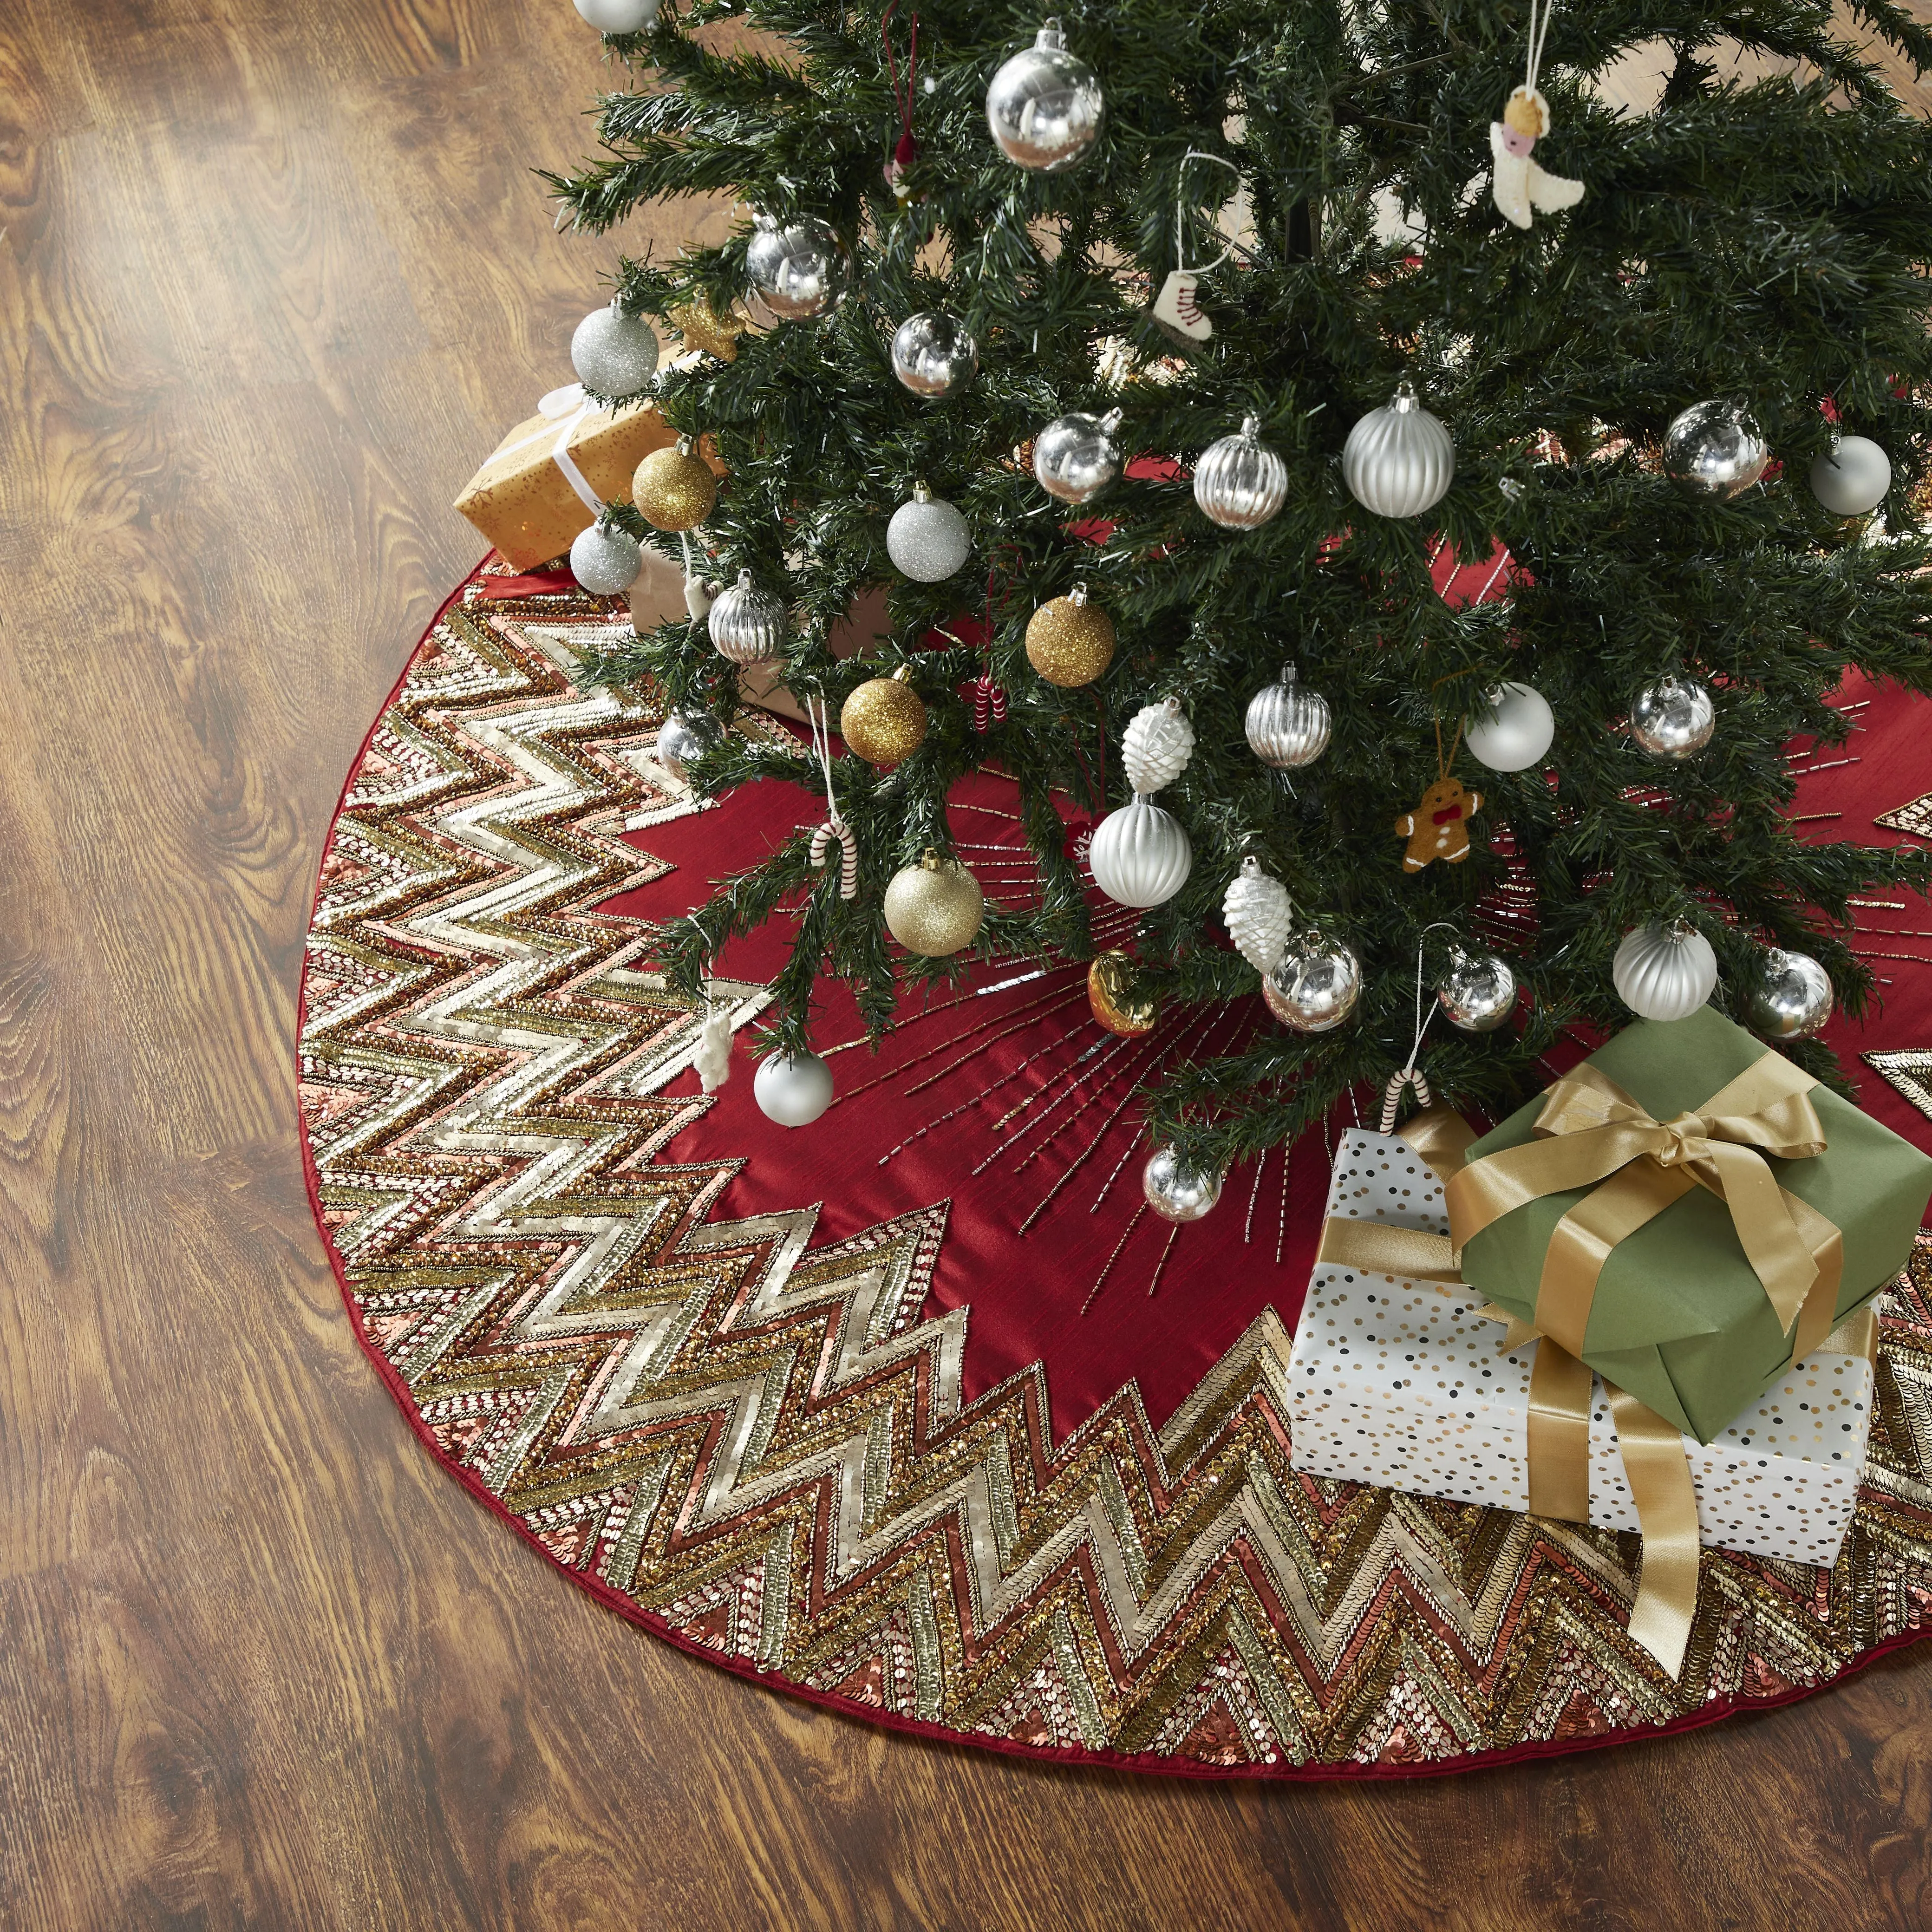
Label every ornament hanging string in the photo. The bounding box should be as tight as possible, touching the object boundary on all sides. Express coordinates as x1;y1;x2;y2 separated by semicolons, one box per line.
1522;0;1558;100
881;3;920;185
1380;921;1457;1131
1175;149;1242;278
803;692;858;898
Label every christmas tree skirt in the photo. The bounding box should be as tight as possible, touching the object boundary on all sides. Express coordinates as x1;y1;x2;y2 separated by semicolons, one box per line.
298;564;1932;1778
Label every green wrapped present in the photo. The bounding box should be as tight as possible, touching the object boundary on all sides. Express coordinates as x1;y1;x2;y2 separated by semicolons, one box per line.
1446;1006;1932;1442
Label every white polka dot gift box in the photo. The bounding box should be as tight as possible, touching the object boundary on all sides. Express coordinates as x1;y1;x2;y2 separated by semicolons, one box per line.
1288;1129;1875;1568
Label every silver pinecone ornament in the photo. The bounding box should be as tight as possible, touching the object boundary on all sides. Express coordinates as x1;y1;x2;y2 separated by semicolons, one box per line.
706;570;788;664
1223;858;1292;976
1121;698;1194;794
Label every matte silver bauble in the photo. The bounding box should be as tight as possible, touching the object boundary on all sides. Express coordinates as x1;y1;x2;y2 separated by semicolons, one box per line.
654;707;721;780
1087;796;1192;908
568;520;642;594
1809;435;1892;517
1628;676;1715;762
745;214;853;322
574;0;657;30
753;1051;834;1127
1436;946;1518;1033
1463;681;1554;774
1244;665;1331;770
570;300;661;396
1194;417;1288;530
985;21;1104;172
886;483;972;581
1751;946;1834;1041
1341;378;1455;519
706;569;788;664
1663;398;1769;500
1612;921;1719;1023
1263;932;1362;1033
891;312;979;400
1142;1145;1223;1223
1034;409;1122;505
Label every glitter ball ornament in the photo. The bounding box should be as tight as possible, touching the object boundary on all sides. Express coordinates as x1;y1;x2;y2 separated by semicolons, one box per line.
744;213;853;322
1810;435;1892;517
1194;417;1288;530
1464;681;1555;773
1664;398;1769;500
1087;952;1157;1036
884;850;986;958
1121;698;1195;794
1629;675;1715;762
1342;378;1455;519
1436;945;1518;1033
654;707;720;780
886;483;971;581
1088;796;1191;907
985;20;1104;172
1751;946;1834;1040
1222;858;1292;977
706;570;788;665
1034;409;1122;505
890;312;979;400
1142;1145;1222;1223
1244;666;1331;770
568;519;642;595
1612;921;1719;1022
753;1051;834;1127
574;0;657;31
1025;583;1115;687
840;666;927;766
633;437;718;531
1263;932;1362;1033
570;300;660;397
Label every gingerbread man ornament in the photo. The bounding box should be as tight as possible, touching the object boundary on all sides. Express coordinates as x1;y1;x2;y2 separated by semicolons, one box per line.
1395;775;1483;872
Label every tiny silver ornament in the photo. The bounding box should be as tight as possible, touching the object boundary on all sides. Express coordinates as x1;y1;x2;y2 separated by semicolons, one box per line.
655;707;721;780
1087;796;1192;907
1142;1145;1223;1223
1341;378;1455;519
569;519;642;594
1034;408;1122;505
1809;435;1892;517
1436;946;1518;1033
1751;946;1833;1041
574;0;657;30
986;20;1104;172
1663;398;1769;500
1612;920;1719;1023
1194;416;1288;530
891;312;979;400
1222;858;1293;977
706;569;788;664
886;483;972;581
744;214;853;322
1244;665;1331;770
570;300;661;396
1263;932;1362;1033
753;1050;834;1127
1463;681;1554;773
1628;675;1715;762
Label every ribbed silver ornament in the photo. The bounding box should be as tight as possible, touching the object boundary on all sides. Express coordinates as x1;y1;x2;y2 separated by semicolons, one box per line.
1194;417;1288;530
1341;378;1455;519
1612;921;1719;1022
1244;666;1330;769
706;569;788;664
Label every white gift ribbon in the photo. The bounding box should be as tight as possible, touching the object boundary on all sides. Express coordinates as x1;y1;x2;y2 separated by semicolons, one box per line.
484;381;613;518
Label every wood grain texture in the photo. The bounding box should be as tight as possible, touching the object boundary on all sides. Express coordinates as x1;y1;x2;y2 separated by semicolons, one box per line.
2;4;1931;1926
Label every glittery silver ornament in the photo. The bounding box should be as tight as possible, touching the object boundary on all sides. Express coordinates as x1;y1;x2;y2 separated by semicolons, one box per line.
886;483;971;581
1244;665;1330;770
1194;416;1288;530
745;214;853;322
706;569;788;664
753;1051;834;1127
1034;409;1122;505
1121;698;1194;794
1751;946;1833;1041
1463;681;1554;773
1809;435;1892;517
570;300;661;396
1263;932;1362;1032
1663;398;1769;500
1341;378;1455;519
654;707;721;780
985;20;1104;172
1141;1144;1222;1223
1087;796;1191;907
574;0;656;30
891;312;979;400
1436;946;1518;1033
1612;921;1719;1023
568;519;642;594
1628;676;1715;762
1222;857;1292;976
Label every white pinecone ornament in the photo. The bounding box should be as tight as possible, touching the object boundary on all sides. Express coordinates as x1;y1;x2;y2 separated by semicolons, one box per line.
1122;698;1195;795
1222;858;1292;976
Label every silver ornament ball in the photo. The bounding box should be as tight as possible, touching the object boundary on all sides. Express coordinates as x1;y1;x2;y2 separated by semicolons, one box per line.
1751;946;1834;1041
886;484;972;581
753;1051;834;1127
707;569;789;664
1194;417;1288;530
1612;921;1720;1023
1810;435;1892;518
1142;1145;1223;1223
1463;681;1554;774
570;301;661;396
1263;932;1362;1033
1341;378;1455;519
891;312;979;400
1087;796;1192;908
1244;665;1331;769
1034;409;1122;505
574;0;657;30
1629;676;1715;762
1663;398;1769;500
655;707;721;780
1436;947;1518;1033
986;20;1104;172
569;520;642;595
745;214;853;322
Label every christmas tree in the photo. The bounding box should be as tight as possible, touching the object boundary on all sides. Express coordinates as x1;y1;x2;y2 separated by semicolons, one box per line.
551;0;1932;1184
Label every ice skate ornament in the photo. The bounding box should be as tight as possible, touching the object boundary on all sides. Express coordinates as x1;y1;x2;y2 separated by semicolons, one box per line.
1151;149;1240;346
1489;0;1583;231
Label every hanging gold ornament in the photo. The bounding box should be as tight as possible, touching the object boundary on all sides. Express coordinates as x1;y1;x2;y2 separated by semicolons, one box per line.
883;849;985;957
633;436;718;531
839;665;927;766
669;295;741;363
1087;951;1157;1036
1025;582;1116;688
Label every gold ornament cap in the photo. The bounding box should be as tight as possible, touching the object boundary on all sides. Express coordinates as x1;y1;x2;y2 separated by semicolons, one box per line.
1087;951;1157;1036
883;848;985;957
633;437;720;531
839;666;928;766
1026;581;1116;688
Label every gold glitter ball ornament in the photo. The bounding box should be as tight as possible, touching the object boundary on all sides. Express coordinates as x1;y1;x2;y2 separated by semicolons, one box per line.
839;665;928;766
633;437;718;531
669;295;741;363
1087;951;1157;1036
883;849;985;958
1025;582;1116;688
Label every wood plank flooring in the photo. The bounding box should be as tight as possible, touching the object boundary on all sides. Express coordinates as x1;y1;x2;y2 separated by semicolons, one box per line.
2;3;1931;1925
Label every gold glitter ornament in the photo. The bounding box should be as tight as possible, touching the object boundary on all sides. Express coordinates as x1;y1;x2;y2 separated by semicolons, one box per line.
839;665;927;766
1025;582;1116;688
669;296;741;363
883;849;984;957
633;436;718;531
1087;951;1157;1036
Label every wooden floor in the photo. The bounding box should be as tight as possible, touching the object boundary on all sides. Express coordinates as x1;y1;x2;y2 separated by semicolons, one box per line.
4;2;1932;1925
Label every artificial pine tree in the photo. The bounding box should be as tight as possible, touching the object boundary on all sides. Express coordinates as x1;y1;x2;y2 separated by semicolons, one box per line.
552;0;1932;1184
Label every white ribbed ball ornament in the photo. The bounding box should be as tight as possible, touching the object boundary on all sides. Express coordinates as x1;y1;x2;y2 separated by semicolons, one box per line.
706;570;788;664
1809;436;1892;517
753;1051;834;1127
1222;858;1292;976
569;520;642;594
886;483;971;581
1122;698;1194;794
1194;417;1288;530
1088;797;1192;908
1341;378;1455;519
1612;922;1719;1022
1464;681;1555;773
574;0;657;31
1245;666;1331;769
570;300;661;396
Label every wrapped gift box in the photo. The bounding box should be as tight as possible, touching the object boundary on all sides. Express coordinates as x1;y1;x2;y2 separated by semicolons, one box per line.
1288;1128;1875;1566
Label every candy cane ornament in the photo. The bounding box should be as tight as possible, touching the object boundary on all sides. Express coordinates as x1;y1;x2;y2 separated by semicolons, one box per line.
804;695;859;899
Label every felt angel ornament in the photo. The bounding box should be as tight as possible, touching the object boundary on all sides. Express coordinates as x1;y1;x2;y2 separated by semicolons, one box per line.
1490;1;1582;232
